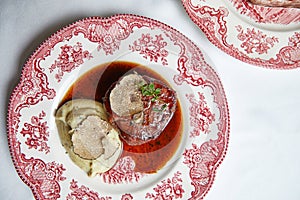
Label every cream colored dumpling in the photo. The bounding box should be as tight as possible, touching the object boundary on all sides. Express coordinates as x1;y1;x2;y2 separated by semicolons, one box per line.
55;99;122;177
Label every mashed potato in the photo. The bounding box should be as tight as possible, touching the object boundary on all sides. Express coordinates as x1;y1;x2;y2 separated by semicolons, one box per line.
55;99;122;177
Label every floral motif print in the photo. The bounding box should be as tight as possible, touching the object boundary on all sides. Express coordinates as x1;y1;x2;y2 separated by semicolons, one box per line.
183;134;224;199
67;180;111;200
49;42;92;82
85;19;132;55
286;32;300;63
20;111;50;154
121;193;133;200
129;33;169;65
183;143;219;180
13;59;56;113
21;157;66;199
289;32;300;48
277;32;300;66
20;80;34;94
145;171;184;200
186;92;215;137
229;0;300;24
236;25;279;55
100;156;144;184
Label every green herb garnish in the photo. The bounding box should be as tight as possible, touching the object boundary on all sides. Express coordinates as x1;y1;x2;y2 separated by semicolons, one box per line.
152;104;168;112
140;83;161;102
161;104;167;110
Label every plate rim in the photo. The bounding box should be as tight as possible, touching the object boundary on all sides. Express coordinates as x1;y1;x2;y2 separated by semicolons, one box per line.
181;0;300;70
7;14;230;199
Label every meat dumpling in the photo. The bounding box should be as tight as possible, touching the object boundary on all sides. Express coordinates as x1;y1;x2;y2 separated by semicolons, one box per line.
107;73;177;146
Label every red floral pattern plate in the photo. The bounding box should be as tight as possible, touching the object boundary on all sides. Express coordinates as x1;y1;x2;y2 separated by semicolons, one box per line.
182;0;300;69
7;15;230;200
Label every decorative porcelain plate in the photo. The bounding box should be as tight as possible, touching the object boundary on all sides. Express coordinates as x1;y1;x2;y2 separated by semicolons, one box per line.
182;0;300;69
7;15;229;200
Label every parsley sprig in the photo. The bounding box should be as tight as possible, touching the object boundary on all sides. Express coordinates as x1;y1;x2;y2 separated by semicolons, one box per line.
140;83;161;102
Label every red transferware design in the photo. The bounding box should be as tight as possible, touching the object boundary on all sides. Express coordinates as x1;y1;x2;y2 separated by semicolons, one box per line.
186;92;215;137
49;42;93;82
129;33;169;66
20;111;50;154
229;0;300;24
182;0;300;69
145;171;185;199
100;156;145;184
7;15;229;199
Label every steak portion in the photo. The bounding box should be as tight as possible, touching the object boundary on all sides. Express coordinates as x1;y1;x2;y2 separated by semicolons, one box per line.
107;73;177;146
248;0;300;8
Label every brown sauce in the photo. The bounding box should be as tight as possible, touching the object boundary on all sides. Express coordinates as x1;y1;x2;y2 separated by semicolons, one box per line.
61;61;183;173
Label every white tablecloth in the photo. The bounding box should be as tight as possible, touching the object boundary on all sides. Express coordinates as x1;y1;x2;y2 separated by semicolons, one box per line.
1;0;300;199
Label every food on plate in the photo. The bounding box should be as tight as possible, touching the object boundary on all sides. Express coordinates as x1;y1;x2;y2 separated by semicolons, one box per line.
55;99;122;177
57;61;183;174
248;0;300;8
107;72;177;146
